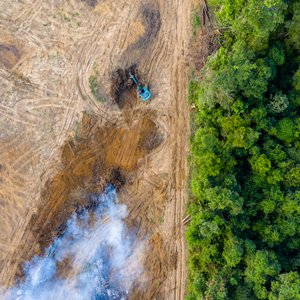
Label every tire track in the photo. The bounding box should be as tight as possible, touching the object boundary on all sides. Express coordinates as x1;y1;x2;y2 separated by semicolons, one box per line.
0;1;193;296
14;0;43;25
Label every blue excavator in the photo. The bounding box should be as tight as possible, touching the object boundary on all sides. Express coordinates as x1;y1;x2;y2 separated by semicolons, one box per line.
129;72;152;101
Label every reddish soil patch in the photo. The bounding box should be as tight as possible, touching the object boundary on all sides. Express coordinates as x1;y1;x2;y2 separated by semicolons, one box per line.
15;111;163;277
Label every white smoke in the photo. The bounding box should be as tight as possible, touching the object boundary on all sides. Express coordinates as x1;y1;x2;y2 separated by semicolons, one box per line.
2;185;144;300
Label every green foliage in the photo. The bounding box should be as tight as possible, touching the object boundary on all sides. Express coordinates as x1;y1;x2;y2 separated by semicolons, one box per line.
192;11;201;35
250;154;272;175
269;92;289;113
294;68;300;92
204;276;228;300
275;118;295;144
245;250;281;299
286;2;300;51
269;46;285;66
269;272;300;300
89;74;105;102
222;236;243;267
187;0;300;299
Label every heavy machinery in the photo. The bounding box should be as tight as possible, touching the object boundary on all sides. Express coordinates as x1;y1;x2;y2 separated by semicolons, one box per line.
129;72;152;101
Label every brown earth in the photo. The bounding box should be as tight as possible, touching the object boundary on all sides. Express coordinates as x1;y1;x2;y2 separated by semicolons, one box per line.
0;0;208;298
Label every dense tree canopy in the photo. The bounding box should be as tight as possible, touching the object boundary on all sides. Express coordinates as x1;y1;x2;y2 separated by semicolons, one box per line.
187;0;300;299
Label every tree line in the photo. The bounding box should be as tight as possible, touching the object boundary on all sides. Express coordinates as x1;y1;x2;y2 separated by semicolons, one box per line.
187;0;300;299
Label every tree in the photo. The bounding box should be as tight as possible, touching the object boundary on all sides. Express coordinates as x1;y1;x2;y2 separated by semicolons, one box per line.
222;236;244;267
285;167;300;187
275;118;296;144
245;250;281;299
232;0;287;50
204;275;228;300
269;92;289;113
286;2;300;50
269;45;285;66
204;187;244;215
293;67;300;92
250;154;272;175
269;272;300;300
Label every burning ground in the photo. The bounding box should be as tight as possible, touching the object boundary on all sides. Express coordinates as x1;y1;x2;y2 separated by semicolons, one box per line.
1;185;144;300
0;100;177;299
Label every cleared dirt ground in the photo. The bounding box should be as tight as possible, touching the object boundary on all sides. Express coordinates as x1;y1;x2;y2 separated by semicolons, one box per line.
0;0;198;298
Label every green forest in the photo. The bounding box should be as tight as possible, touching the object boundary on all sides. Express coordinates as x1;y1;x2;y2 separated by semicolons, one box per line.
187;0;300;299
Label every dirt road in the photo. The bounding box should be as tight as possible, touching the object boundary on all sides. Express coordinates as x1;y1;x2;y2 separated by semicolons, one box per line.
0;0;192;298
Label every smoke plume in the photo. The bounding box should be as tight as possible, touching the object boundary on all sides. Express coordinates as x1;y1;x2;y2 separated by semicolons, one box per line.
2;185;144;300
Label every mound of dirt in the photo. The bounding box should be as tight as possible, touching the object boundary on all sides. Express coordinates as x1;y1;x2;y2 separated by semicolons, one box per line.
111;65;149;109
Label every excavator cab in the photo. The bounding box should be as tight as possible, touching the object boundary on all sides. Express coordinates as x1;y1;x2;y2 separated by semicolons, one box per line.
138;86;152;101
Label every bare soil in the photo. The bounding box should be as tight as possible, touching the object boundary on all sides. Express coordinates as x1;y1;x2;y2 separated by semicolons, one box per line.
0;0;200;298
